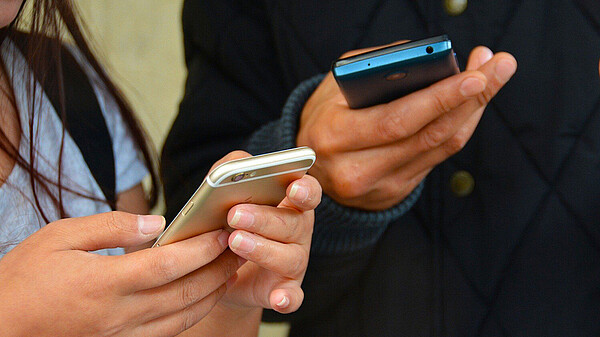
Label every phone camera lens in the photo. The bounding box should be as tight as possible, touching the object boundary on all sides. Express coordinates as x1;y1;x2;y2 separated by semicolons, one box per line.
232;173;245;182
426;46;434;54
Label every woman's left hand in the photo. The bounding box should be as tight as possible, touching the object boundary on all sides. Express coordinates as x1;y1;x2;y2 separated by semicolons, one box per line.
222;171;321;314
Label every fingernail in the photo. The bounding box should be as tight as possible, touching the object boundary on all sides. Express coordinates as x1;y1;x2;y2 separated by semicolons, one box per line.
230;209;254;229
459;77;486;97
217;230;230;248
276;295;290;309
138;215;165;235
289;182;309;203
230;232;256;253
479;48;493;65
495;59;517;83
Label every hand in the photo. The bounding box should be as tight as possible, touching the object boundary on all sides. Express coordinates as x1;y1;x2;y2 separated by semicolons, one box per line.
0;212;243;337
202;151;322;315
297;44;517;210
224;173;321;314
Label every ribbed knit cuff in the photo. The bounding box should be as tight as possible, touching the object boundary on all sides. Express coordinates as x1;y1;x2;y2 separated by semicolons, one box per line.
247;74;424;255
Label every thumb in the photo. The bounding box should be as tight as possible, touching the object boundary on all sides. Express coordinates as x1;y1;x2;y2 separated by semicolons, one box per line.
44;211;165;251
269;281;305;314
208;150;251;172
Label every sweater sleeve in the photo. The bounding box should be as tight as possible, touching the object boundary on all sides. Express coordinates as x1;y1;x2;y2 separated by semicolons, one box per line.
247;74;424;256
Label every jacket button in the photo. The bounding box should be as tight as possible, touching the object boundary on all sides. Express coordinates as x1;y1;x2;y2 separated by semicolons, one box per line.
444;0;467;16
450;170;474;197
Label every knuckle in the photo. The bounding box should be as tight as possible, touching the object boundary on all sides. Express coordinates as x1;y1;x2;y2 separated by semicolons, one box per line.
151;251;180;283
104;211;135;236
100;314;128;336
179;307;199;333
103;211;122;234
476;86;494;106
275;214;296;241
431;88;453;114
310;128;341;156
420;125;448;150
329;165;369;200
444;134;468;155
220;254;240;278
296;213;314;239
376;105;411;141
179;276;202;308
285;248;309;277
203;232;225;255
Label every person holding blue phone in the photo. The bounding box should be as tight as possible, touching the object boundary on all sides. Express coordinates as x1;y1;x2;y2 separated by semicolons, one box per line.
0;0;322;336
164;1;600;336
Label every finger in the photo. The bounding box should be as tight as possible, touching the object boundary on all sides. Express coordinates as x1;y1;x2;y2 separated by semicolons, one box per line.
338;40;409;59
325;70;488;151
115;229;230;292
409;52;515;153
208;150;251;172
229;230;309;278
280;175;322;212
350;52;517;176
474;51;517;102
131;283;228;337
318;99;484;193
466;46;493;71
132;250;243;321
452;103;487;152
228;204;313;244
368;128;480;203
269;281;305;314
43;211;165;251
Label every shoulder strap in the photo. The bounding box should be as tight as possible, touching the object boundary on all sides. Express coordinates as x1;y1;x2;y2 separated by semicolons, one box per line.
10;32;117;209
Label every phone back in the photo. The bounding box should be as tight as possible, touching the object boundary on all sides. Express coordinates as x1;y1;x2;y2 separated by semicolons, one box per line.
154;147;315;247
332;35;460;109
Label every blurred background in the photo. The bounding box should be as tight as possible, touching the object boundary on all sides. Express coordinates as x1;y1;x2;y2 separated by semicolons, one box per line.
76;1;289;336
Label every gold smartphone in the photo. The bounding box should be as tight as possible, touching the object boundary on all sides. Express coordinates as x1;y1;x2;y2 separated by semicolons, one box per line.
153;147;316;247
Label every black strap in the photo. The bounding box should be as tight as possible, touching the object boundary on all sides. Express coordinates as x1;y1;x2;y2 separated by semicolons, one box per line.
10;33;117;209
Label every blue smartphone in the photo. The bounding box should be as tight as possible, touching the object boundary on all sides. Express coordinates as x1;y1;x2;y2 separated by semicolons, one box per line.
332;35;460;109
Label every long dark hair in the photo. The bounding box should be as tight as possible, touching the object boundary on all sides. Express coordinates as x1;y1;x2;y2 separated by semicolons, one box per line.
0;0;159;223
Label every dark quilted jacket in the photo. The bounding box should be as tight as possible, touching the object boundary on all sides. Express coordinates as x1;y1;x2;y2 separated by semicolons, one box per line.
162;1;600;336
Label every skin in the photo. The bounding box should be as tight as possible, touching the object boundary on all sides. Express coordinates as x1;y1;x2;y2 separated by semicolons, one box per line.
297;44;519;210
0;1;323;336
179;152;321;336
0;164;320;337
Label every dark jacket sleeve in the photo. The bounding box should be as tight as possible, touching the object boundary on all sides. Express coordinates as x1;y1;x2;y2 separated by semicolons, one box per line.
161;0;423;324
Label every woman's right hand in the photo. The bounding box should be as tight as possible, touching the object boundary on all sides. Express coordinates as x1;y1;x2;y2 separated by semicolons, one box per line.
0;211;243;337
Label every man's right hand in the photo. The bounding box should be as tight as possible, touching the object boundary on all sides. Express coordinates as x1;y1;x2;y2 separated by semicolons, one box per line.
297;45;517;210
0;212;242;337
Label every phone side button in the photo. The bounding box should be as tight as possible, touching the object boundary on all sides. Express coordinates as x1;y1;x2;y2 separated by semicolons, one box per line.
183;202;195;216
